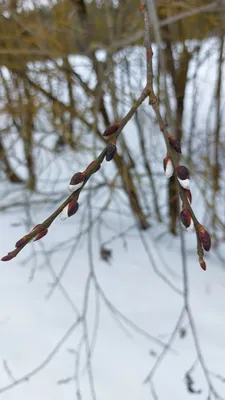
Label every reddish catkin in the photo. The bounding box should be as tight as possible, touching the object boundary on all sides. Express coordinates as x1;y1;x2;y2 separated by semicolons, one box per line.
198;226;211;252
15;236;28;248
176;165;190;189
15;225;48;248
199;259;206;271
180;208;192;228
68;200;79;217
69;172;85;192
103;122;120;137
106;142;117;161
32;225;48;242
1;253;14;262
176;165;190;180
61;200;79;220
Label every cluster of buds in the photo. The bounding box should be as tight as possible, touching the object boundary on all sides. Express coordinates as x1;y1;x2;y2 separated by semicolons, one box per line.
1;111;212;271
61;159;102;220
60;122;119;221
61;122;119;219
16;224;48;245
163;158;190;190
15;224;48;246
163;134;211;271
103;122;119;162
1;121;120;262
1;224;48;262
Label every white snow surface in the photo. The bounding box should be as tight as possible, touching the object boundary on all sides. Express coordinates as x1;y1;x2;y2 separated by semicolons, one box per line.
0;209;225;400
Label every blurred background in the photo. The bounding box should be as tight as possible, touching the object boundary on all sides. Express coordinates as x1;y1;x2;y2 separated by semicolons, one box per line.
0;1;225;399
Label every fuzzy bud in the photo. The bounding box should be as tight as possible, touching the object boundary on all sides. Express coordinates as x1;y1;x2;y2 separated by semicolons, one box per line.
180;208;192;228
106;142;117;162
15;236;28;248
68;172;85;192
199;259;206;271
32;224;48;242
1;252;14;262
168;135;182;153
103;122;120;137
176;165;190;189
163;156;174;178
198;226;211;252
61;200;79;220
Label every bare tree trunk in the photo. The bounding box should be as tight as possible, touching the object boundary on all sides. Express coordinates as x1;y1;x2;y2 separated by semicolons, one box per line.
114;152;150;230
0;139;23;184
212;34;224;233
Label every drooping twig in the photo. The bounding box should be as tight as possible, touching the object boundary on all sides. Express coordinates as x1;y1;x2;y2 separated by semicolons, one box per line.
140;0;211;270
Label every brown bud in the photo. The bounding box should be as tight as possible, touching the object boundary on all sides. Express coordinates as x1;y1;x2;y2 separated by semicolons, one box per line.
85;161;101;174
34;228;48;242
180;208;192;228
199;259;206;271
103;122;120;137
69;172;85;192
176;165;190;189
15;236;27;248
30;224;48;242
106;143;117;162
69;172;85;186
32;224;41;231
198;226;211;252
61;200;79;220
1;252;14;262
168;135;182;153
176;165;190;180
68;200;79;217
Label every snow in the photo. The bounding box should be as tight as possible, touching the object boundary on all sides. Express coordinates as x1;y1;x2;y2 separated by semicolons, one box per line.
0;209;225;400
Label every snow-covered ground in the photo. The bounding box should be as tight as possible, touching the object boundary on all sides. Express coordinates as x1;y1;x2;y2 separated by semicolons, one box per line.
0;208;225;400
